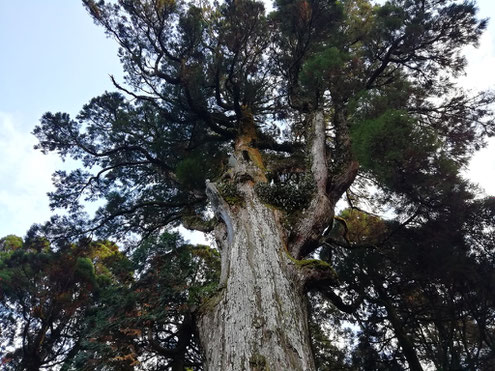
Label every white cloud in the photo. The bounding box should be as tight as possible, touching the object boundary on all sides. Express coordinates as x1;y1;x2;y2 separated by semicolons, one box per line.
177;225;210;245
461;30;495;196
0;113;61;237
466;137;495;196
461;31;495;91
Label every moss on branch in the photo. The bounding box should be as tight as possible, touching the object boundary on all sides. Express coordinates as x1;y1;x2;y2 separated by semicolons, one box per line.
217;182;244;206
181;214;216;232
249;353;269;371
284;249;338;285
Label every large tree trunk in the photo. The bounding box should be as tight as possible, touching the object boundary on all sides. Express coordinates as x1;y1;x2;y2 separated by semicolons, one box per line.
197;180;316;371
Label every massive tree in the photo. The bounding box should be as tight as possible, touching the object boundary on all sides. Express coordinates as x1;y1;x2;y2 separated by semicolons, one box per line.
33;0;494;369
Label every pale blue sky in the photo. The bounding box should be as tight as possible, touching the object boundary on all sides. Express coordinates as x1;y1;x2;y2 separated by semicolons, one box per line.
0;1;121;119
0;0;494;238
0;1;122;237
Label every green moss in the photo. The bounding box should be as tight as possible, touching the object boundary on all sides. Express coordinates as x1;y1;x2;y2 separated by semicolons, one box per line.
218;182;244;206
296;258;331;269
284;250;338;279
198;286;225;314
249;353;269;371
285;251;326;268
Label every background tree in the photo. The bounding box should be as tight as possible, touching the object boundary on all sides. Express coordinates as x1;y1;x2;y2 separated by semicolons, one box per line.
0;229;129;370
75;232;219;371
0;230;219;371
314;193;495;370
32;0;494;369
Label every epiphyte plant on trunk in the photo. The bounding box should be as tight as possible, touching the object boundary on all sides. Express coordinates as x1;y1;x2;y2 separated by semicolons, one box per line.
33;0;494;369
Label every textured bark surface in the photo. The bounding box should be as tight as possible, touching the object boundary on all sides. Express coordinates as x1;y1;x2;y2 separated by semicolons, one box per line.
197;182;316;371
290;111;334;259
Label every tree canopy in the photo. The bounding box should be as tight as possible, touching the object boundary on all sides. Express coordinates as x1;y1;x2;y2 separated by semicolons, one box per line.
34;0;493;242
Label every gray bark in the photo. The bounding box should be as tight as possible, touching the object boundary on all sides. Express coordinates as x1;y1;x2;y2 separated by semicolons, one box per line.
290;111;334;259
197;181;316;371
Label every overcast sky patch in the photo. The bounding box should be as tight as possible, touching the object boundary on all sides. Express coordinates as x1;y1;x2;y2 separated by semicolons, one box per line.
0;113;60;236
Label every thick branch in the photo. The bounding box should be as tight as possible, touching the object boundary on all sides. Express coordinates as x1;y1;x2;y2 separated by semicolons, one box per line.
289;111;333;259
181;214;216;233
183;85;236;139
374;283;425;371
366;36;404;89
309;281;364;315
327;106;359;205
299;260;338;289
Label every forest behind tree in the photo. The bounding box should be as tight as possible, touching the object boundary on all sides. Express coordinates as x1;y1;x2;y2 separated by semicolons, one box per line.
1;0;495;369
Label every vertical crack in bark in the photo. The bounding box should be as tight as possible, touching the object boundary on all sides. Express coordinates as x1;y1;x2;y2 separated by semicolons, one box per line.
206;180;234;247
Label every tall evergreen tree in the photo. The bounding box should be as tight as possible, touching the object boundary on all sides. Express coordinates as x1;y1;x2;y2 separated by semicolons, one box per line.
33;0;494;369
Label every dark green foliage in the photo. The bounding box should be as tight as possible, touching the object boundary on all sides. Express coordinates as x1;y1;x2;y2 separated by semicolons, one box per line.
76;232;219;370
32;0;493;241
0;230;219;370
176;146;226;191
308;294;355;371
218;181;244;206
255;175;315;212
0;231;129;370
317;195;495;370
0;235;23;251
272;0;345;103
351;109;440;188
176;155;209;190
301;47;348;89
